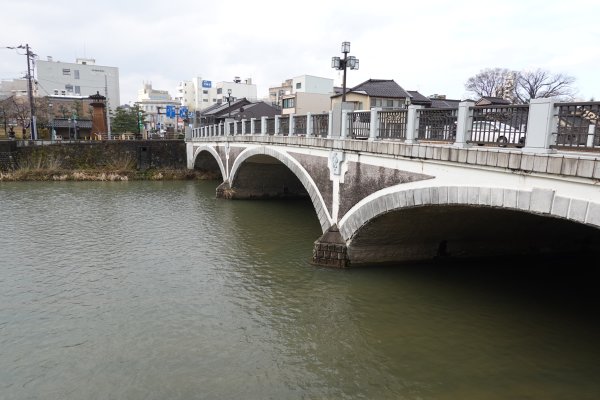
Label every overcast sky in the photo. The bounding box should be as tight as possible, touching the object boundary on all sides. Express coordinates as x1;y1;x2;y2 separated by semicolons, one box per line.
1;0;599;104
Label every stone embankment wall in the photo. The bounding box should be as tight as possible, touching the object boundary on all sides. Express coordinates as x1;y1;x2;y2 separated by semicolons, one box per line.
1;140;187;171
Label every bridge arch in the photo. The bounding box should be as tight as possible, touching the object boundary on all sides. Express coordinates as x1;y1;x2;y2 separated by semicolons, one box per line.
230;146;332;232
339;185;600;265
192;145;226;180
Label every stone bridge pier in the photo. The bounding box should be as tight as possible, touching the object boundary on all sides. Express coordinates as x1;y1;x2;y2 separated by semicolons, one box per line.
188;137;600;268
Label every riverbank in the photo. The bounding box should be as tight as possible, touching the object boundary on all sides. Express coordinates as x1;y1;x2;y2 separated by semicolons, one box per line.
0;168;220;182
0;140;221;181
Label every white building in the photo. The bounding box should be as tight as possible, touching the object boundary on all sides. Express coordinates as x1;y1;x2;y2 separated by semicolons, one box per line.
0;79;28;97
36;57;120;113
277;75;334;115
136;82;179;132
176;76;257;111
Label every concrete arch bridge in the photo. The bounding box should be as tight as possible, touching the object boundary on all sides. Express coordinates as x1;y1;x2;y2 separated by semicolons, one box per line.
187;100;600;267
187;136;599;267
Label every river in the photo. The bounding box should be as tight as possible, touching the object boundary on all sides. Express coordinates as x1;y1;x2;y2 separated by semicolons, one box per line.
1;181;598;399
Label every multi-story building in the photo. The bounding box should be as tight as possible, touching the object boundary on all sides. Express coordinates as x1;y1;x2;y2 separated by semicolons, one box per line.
0;79;28;98
136;82;179;132
275;75;334;115
176;76;257;111
268;79;293;107
36;57;120;113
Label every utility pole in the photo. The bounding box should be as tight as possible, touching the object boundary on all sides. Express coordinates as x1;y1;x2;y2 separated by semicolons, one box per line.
25;44;36;140
5;44;37;139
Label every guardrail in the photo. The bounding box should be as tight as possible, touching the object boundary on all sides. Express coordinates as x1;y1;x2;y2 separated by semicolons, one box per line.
469;105;529;148
553;102;600;151
190;100;600;153
417;108;456;143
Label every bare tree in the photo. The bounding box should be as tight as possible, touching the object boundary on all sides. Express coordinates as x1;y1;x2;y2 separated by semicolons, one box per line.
11;97;31;138
464;68;515;98
0;96;16;136
515;69;576;103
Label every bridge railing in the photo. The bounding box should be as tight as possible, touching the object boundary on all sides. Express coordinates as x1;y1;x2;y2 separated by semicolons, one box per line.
348;111;371;139
552;102;600;151
468;104;529;148
312;113;329;137
294;115;307;135
417;108;457;143
266;117;275;135
190;100;600;153
379;110;408;140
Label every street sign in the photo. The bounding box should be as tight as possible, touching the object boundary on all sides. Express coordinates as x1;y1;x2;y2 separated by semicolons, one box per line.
202;80;212;88
166;105;175;118
179;107;188;119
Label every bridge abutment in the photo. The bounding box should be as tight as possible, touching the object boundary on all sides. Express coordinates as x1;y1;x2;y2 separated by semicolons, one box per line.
312;226;349;268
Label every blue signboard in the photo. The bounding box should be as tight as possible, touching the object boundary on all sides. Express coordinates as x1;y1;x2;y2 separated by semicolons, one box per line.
202;80;212;88
179;107;188;119
165;105;175;118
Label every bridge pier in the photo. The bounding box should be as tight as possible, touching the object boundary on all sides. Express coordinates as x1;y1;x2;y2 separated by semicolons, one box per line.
312;226;349;268
216;181;234;199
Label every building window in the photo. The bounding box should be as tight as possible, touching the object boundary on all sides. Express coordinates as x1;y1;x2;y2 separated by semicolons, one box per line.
74;86;80;94
217;88;222;94
370;98;385;107
203;99;208;102
74;70;80;79
387;99;394;107
296;82;301;89
65;84;73;92
282;98;295;109
53;89;59;95
62;68;71;75
203;90;208;94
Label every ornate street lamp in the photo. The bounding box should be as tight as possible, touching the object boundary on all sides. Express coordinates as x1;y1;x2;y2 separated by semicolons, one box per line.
331;41;359;102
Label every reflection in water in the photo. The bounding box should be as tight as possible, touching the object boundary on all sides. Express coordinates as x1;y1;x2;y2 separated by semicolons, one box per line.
0;181;598;399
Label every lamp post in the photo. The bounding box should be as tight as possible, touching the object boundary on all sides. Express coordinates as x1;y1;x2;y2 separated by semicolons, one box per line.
226;88;232;118
331;41;359;103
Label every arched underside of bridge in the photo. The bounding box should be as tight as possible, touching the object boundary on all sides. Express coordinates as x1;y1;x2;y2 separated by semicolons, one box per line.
223;147;332;232
345;205;600;266
228;154;310;199
193;147;224;180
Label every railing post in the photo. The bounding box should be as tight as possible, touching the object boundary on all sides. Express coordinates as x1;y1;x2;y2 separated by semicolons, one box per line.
587;124;596;148
289;114;295;136
341;110;349;139
405;105;421;144
327;110;333;138
225;120;231;136
369;107;382;140
523;98;557;153
261;116;267;135
250;118;256;135
275;115;280;135
306;112;313;137
233;121;237;135
453;101;475;148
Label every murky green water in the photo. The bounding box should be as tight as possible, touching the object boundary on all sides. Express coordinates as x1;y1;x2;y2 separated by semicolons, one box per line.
1;181;598;399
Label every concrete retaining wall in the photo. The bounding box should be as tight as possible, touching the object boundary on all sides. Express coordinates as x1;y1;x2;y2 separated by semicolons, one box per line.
10;140;187;170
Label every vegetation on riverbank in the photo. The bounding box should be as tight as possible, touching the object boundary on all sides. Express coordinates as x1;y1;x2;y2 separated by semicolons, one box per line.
1;142;221;181
0;168;219;182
